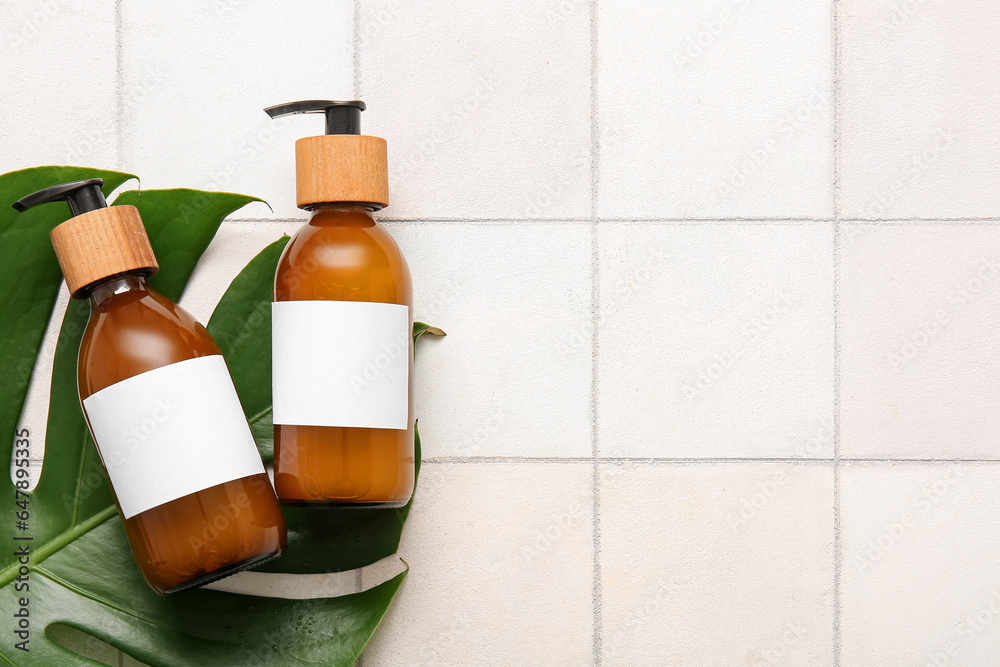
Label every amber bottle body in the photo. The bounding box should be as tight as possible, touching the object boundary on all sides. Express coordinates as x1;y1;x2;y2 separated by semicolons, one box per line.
273;205;414;507
78;274;286;594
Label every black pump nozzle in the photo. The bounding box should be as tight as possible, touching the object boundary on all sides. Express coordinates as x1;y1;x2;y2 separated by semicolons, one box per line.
13;178;108;216
263;100;367;135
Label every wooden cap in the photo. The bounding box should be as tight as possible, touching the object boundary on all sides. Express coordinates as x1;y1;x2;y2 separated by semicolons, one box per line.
49;205;158;298
294;134;388;210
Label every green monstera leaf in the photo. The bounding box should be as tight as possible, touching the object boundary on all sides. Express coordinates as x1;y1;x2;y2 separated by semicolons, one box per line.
0;168;440;665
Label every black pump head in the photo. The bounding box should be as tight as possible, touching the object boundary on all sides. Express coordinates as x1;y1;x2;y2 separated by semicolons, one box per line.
264;100;367;135
13;178;108;216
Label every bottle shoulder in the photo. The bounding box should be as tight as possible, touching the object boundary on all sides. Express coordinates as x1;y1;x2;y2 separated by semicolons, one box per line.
276;222;411;303
79;289;220;397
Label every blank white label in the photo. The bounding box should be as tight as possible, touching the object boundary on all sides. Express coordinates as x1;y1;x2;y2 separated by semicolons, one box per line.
272;300;410;430
82;355;266;519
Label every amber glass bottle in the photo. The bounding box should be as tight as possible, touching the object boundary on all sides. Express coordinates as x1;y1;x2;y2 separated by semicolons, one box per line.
266;100;414;507
14;179;286;594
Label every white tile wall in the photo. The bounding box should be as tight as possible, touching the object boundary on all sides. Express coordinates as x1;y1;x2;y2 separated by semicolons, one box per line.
4;0;1000;665
598;222;835;459
840;222;1000;459
598;0;835;220
358;0;592;220
839;0;1000;220
120;0;353;219
840;464;1000;666
599;462;834;665
388;222;593;459
0;0;117;169
363;462;594;666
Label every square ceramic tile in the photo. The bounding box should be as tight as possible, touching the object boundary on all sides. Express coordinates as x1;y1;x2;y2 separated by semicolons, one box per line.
841;463;1000;666
0;0;117;170
597;222;835;458
840;223;1000;459
363;462;594;666
599;462;834;665
839;0;1000;219
598;0;834;219
359;0;592;220
388;222;592;459
120;0;353;219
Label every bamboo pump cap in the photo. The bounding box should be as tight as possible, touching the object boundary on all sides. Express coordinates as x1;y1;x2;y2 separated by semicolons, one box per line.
264;100;389;210
12;179;158;299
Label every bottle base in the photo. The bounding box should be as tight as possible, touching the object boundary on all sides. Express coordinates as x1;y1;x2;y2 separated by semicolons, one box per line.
279;498;410;509
161;548;283;595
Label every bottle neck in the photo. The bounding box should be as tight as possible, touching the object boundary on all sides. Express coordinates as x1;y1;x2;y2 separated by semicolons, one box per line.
307;203;377;227
86;273;150;309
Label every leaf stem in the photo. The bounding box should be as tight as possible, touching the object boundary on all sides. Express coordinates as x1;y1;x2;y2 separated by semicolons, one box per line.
0;506;117;588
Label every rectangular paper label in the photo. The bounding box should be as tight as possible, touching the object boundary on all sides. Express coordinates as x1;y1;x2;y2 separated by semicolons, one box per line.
82;355;265;519
272;300;410;430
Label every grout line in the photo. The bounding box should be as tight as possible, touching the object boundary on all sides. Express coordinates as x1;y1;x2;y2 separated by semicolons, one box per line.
423;457;836;464
353;0;361;98
832;0;842;661
114;0;124;170
226;217;1000;225
592;217;834;223
421;455;1000;464
840;458;1000;464
590;0;602;664
840;218;1000;224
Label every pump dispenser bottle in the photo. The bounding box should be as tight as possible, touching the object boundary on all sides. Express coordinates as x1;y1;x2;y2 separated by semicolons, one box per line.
13;179;286;594
265;100;413;507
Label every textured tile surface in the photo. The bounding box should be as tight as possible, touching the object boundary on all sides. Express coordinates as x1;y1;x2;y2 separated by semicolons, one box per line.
841;464;1000;666
839;0;1000;219
598;223;835;458
0;0;117;170
598;0;834;219
388;222;593;459
120;0;353;219
363;462;594;666
359;0;592;220
840;223;1000;459
599;462;834;665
